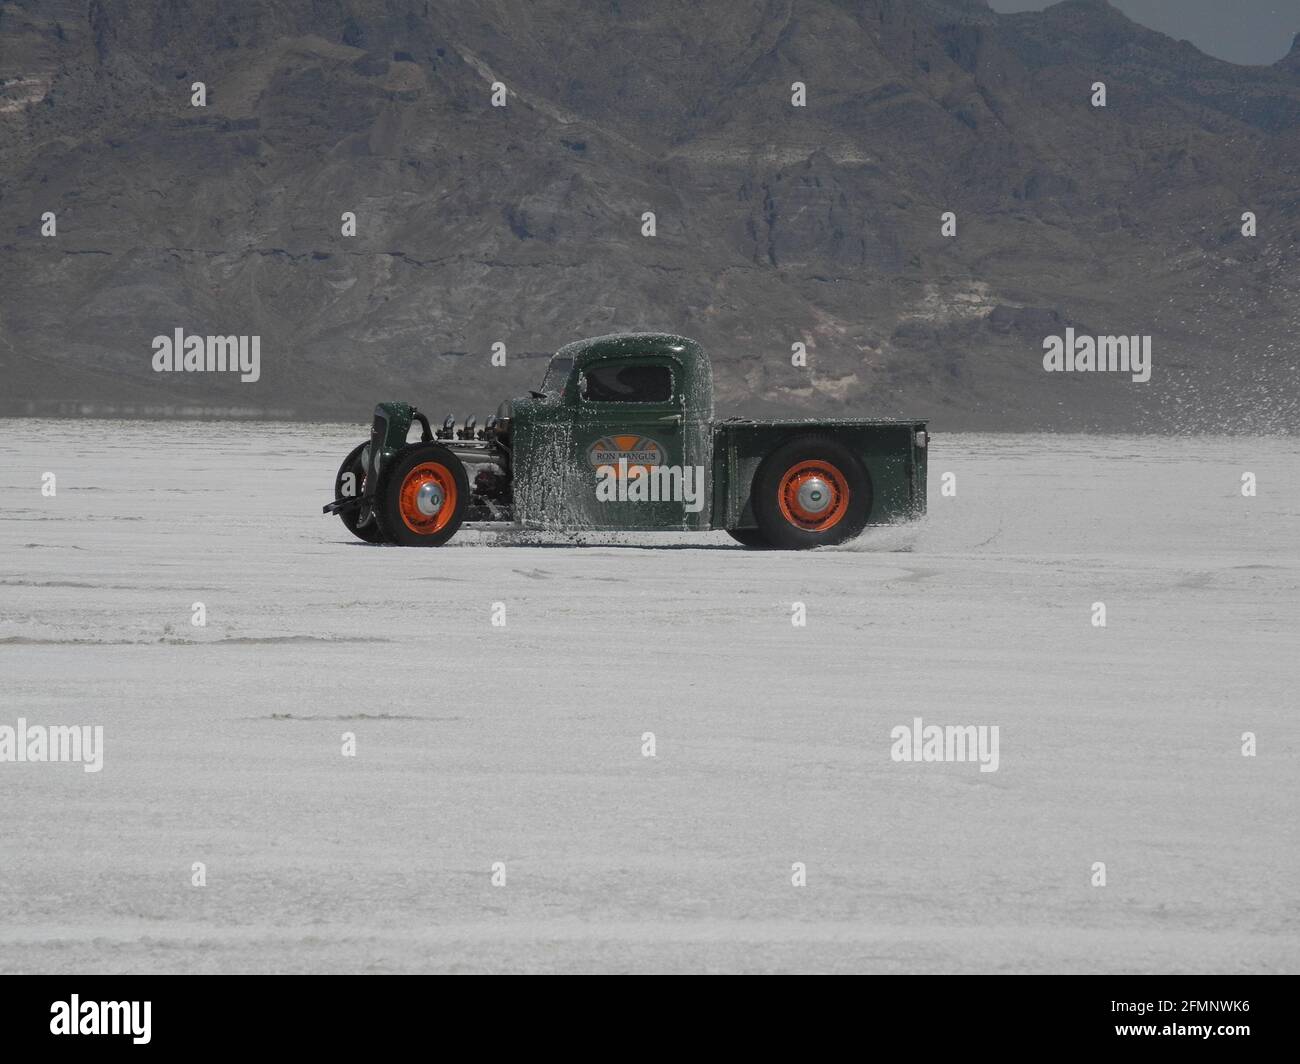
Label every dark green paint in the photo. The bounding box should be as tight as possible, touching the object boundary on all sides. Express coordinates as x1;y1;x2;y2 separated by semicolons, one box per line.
365;333;926;533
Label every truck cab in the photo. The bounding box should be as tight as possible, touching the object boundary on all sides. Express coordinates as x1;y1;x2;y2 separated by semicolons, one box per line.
509;334;714;531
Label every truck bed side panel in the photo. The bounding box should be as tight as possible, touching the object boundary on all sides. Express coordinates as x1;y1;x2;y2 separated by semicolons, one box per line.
712;419;928;530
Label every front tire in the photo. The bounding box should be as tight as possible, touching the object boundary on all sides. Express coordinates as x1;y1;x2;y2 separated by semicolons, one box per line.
334;442;385;543
375;442;469;547
751;436;872;550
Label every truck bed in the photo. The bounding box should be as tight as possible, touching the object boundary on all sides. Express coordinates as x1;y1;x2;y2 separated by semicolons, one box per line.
711;416;928;530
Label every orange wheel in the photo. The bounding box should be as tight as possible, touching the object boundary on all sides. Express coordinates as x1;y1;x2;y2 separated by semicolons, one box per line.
376;443;468;547
752;437;871;550
397;461;459;535
776;460;850;532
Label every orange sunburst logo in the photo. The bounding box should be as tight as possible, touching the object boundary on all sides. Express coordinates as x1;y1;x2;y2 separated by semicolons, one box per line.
587;434;665;477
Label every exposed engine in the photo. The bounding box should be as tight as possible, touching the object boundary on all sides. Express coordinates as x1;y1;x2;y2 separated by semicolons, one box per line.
432;411;514;521
436;411;510;445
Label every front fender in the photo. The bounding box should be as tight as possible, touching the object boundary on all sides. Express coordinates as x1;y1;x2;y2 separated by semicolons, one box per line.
365;402;416;498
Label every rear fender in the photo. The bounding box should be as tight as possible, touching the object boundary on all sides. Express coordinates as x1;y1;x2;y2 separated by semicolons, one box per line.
713;420;928;529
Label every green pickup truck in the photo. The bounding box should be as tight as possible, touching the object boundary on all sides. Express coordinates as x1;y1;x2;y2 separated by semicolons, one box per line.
324;333;927;549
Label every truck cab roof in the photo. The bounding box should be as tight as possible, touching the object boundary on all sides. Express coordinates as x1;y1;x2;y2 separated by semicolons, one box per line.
549;333;713;414
556;332;703;365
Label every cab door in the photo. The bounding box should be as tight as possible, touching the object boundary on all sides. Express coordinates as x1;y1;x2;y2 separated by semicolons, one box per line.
571;355;692;530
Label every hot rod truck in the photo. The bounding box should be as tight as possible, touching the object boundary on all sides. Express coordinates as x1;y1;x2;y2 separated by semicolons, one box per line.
324;333;927;549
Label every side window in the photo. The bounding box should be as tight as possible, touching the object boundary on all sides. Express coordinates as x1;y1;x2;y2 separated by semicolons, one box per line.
581;362;673;403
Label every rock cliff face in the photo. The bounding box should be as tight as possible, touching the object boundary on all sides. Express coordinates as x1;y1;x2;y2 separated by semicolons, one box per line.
2;0;1297;429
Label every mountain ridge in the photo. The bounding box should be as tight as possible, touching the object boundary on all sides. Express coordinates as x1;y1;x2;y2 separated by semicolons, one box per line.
1;0;1297;430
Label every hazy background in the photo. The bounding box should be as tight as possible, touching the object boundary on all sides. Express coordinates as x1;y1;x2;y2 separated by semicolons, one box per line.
989;1;1299;65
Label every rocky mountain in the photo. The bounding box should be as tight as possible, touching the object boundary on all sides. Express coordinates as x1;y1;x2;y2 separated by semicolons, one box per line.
2;0;1298;430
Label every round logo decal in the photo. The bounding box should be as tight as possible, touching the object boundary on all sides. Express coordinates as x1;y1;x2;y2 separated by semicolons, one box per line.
588;434;665;476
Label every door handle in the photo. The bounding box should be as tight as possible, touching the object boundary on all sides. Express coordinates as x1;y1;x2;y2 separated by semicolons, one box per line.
657;414;682;425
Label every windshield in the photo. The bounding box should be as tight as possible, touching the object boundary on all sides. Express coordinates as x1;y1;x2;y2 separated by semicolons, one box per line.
540;355;574;395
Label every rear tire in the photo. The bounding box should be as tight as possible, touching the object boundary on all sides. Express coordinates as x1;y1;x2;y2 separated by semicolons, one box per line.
726;528;769;548
334;442;385;543
375;442;469;547
751;436;871;550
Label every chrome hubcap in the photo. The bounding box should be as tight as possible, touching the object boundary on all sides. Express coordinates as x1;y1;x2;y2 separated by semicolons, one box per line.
797;477;832;513
415;481;444;516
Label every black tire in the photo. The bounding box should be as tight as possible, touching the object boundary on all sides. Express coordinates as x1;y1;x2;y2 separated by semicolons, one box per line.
726;528;769;548
751;436;872;550
334;442;385;543
374;442;469;547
